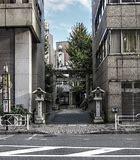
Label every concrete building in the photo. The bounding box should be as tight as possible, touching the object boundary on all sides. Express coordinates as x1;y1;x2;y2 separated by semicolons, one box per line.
44;23;55;67
0;0;45;112
92;0;140;121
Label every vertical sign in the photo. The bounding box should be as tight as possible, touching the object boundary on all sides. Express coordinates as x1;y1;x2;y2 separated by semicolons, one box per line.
2;73;11;113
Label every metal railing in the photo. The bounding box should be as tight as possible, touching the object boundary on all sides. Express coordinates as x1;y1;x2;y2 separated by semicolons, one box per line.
0;114;30;130
115;113;140;131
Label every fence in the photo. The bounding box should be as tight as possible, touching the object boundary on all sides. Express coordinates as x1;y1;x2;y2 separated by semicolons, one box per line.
115;113;140;131
0;114;30;130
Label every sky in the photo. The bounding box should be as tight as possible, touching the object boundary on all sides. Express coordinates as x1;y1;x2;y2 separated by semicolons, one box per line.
44;0;92;48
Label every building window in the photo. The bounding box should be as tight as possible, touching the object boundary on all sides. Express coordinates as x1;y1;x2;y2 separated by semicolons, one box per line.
95;0;107;32
0;0;16;3
137;31;140;52
123;30;136;53
111;31;121;53
10;0;16;3
109;0;140;3
22;0;29;3
122;0;135;2
109;0;120;3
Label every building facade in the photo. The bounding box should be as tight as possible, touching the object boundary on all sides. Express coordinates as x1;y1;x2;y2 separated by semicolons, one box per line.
44;23;55;67
0;0;45;112
92;0;140;121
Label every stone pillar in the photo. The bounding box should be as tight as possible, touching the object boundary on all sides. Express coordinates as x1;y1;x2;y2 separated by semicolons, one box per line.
15;29;32;112
35;100;45;124
69;90;74;108
94;97;104;123
92;87;105;123
33;88;46;124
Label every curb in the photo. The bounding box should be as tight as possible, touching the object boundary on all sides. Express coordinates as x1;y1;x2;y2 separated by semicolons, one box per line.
0;130;140;135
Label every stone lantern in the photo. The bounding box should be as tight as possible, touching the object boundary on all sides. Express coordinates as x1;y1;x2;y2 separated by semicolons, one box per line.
33;87;46;124
92;87;105;123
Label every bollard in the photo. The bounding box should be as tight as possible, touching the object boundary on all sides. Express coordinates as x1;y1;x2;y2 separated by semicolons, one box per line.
26;114;30;131
115;113;118;131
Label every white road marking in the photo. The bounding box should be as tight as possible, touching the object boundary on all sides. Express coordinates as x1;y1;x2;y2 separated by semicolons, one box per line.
26;134;37;140
1;155;140;158
0;135;14;140
0;145;139;158
67;148;122;157
0;146;62;156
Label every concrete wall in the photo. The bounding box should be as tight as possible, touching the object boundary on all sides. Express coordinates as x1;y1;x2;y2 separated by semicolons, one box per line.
0;2;41;41
15;28;32;111
0;29;15;104
107;4;140;29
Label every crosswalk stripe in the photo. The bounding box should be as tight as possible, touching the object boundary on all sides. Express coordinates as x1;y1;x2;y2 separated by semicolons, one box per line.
0;146;62;156
67;148;122;157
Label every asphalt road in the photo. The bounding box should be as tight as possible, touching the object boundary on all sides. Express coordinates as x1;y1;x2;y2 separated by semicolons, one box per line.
0;133;139;160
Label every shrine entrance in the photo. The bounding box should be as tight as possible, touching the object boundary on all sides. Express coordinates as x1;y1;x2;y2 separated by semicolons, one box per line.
52;69;90;110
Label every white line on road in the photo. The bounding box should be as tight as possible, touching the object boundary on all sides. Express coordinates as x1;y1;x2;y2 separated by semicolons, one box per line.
67;148;122;157
0;146;62;156
0;155;140;158
0;145;140;150
26;134;37;141
0;145;139;158
0;135;14;140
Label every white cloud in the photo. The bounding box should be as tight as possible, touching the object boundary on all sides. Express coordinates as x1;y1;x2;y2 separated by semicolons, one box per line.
44;0;91;11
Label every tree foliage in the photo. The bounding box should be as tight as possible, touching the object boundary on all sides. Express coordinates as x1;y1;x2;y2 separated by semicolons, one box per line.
66;23;92;72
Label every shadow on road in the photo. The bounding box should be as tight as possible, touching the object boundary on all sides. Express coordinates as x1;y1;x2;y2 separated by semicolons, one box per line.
47;109;92;124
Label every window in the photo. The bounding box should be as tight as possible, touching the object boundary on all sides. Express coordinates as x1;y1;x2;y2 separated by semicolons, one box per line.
134;82;140;89
0;0;16;3
10;0;16;3
95;0;107;32
109;0;140;3
22;0;29;3
123;30;136;53
137;31;140;52
111;31;121;53
122;82;132;89
109;0;120;3
122;0;135;2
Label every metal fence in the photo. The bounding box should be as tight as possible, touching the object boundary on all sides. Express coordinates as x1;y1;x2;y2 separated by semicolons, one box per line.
115;113;140;131
0;114;30;130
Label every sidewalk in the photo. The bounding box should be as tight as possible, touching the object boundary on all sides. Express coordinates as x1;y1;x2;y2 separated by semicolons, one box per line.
0;123;140;135
0;109;140;135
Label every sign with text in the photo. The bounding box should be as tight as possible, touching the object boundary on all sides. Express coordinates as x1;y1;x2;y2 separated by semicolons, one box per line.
2;73;11;113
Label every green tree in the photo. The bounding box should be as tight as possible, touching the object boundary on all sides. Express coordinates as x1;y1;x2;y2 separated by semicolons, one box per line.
66;23;92;72
45;64;53;99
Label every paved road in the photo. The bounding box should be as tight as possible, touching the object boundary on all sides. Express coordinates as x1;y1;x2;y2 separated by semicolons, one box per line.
0;134;140;159
48;109;92;124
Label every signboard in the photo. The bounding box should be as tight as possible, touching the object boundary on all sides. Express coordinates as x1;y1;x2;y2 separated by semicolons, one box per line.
2;73;11;113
